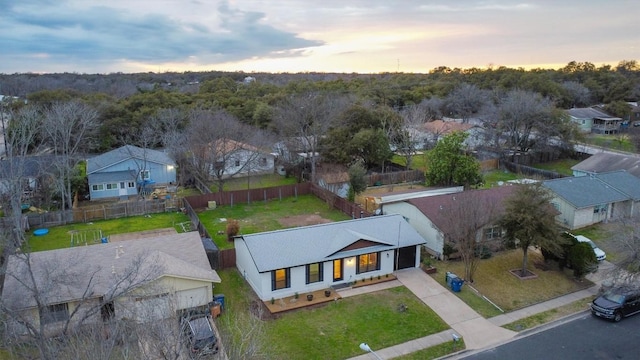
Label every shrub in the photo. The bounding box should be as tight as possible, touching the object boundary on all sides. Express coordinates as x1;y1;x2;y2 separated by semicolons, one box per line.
226;219;240;242
567;242;597;278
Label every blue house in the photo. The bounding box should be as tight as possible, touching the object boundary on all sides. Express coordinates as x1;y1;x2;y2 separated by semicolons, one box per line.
86;145;176;200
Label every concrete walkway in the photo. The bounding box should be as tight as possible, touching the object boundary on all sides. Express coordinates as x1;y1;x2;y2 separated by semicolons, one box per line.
345;263;613;360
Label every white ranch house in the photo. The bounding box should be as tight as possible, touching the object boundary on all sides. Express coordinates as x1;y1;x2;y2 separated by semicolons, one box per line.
234;214;426;301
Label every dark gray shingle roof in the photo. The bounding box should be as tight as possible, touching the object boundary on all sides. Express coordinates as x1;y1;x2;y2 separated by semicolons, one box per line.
238;214;426;272
543;172;633;208
566;107;619;120
571;153;640;178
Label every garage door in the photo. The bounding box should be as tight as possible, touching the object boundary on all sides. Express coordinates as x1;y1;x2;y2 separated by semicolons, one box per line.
177;286;209;310
395;246;417;270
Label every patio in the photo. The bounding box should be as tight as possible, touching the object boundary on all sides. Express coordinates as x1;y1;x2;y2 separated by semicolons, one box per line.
263;274;398;314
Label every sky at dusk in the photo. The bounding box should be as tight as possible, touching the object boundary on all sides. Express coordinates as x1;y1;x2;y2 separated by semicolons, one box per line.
1;0;638;74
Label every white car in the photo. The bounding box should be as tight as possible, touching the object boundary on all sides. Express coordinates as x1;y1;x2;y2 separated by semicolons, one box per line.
574;234;606;261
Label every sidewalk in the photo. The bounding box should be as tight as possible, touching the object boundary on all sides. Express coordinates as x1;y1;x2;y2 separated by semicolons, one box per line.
345;263;613;360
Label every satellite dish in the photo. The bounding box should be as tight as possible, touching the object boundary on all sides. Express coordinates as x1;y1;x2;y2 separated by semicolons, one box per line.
497;181;504;186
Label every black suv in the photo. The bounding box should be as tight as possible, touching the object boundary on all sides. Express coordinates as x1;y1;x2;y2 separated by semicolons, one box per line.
183;315;219;357
591;287;640;322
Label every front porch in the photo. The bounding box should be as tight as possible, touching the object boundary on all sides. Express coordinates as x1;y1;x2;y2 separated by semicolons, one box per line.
263;274;398;314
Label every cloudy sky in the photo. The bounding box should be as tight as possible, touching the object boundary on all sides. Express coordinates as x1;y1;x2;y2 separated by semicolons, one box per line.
1;0;638;74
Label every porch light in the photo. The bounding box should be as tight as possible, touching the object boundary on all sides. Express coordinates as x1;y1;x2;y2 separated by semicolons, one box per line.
359;343;383;360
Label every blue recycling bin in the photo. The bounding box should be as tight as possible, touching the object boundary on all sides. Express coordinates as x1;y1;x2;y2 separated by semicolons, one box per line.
452;278;464;292
446;272;458;288
214;294;225;311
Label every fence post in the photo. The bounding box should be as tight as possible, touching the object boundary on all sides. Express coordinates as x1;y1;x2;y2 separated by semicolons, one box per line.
264;189;267;203
279;188;282;201
103;206;106;220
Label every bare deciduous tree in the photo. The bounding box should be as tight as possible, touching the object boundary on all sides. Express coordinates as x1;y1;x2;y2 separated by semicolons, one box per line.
1;247;177;360
603;216;640;288
272;93;349;183
186;108;266;192
494;89;557;153
0;105;42;252
443;83;489;123
42;100;99;209
437;190;502;282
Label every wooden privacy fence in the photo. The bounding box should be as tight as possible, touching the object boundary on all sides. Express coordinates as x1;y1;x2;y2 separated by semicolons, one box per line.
182;182;373;269
1;198;183;229
365;170;424;187
501;160;565;180
184;182;312;209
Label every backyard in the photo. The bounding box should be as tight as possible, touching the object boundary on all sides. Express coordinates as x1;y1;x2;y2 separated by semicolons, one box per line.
197;194;351;250
25;211;190;252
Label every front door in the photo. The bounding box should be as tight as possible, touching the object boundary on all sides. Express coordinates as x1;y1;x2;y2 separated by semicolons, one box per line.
119;182;127;196
333;259;343;282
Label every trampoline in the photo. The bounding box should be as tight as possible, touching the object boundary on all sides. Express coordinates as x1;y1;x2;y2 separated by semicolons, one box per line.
34;228;49;236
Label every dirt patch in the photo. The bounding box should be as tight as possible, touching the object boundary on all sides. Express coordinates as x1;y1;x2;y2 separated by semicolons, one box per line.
278;214;332;227
108;227;178;242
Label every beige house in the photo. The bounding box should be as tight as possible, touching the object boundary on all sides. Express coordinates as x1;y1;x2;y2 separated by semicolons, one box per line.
2;232;220;336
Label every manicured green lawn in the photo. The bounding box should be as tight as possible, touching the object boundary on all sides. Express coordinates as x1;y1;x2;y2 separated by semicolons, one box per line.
431;249;593;312
197;194;351;250
25;212;190;252
214;269;449;360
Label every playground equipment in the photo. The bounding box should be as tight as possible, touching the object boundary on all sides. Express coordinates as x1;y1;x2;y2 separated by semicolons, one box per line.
70;229;104;247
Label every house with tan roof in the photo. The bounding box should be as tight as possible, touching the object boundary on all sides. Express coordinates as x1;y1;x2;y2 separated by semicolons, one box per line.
1;232;220;336
208;138;274;178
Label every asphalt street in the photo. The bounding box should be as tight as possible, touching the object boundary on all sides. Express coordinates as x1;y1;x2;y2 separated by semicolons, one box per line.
463;312;640;360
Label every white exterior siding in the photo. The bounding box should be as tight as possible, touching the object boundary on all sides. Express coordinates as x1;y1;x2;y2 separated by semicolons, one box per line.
236;245;398;301
382;202;442;256
216;149;275;179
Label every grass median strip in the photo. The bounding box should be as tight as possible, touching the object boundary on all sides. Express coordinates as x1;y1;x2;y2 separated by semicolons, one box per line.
502;297;594;332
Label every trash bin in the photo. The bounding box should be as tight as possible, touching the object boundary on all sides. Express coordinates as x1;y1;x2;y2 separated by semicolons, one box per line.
452;278;464;292
209;301;221;318
446;272;458;288
213;294;225;311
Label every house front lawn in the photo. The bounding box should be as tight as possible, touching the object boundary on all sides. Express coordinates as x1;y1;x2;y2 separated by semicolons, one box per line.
197;194;351;250
25;211;190;252
431;249;593;313
214;269;449;360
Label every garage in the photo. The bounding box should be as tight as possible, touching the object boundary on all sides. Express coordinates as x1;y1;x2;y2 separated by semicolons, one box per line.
395;246;417;270
176;286;210;310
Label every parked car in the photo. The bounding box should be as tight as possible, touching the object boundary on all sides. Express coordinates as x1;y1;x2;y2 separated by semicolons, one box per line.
591;287;640;322
572;234;606;261
183;315;219;357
